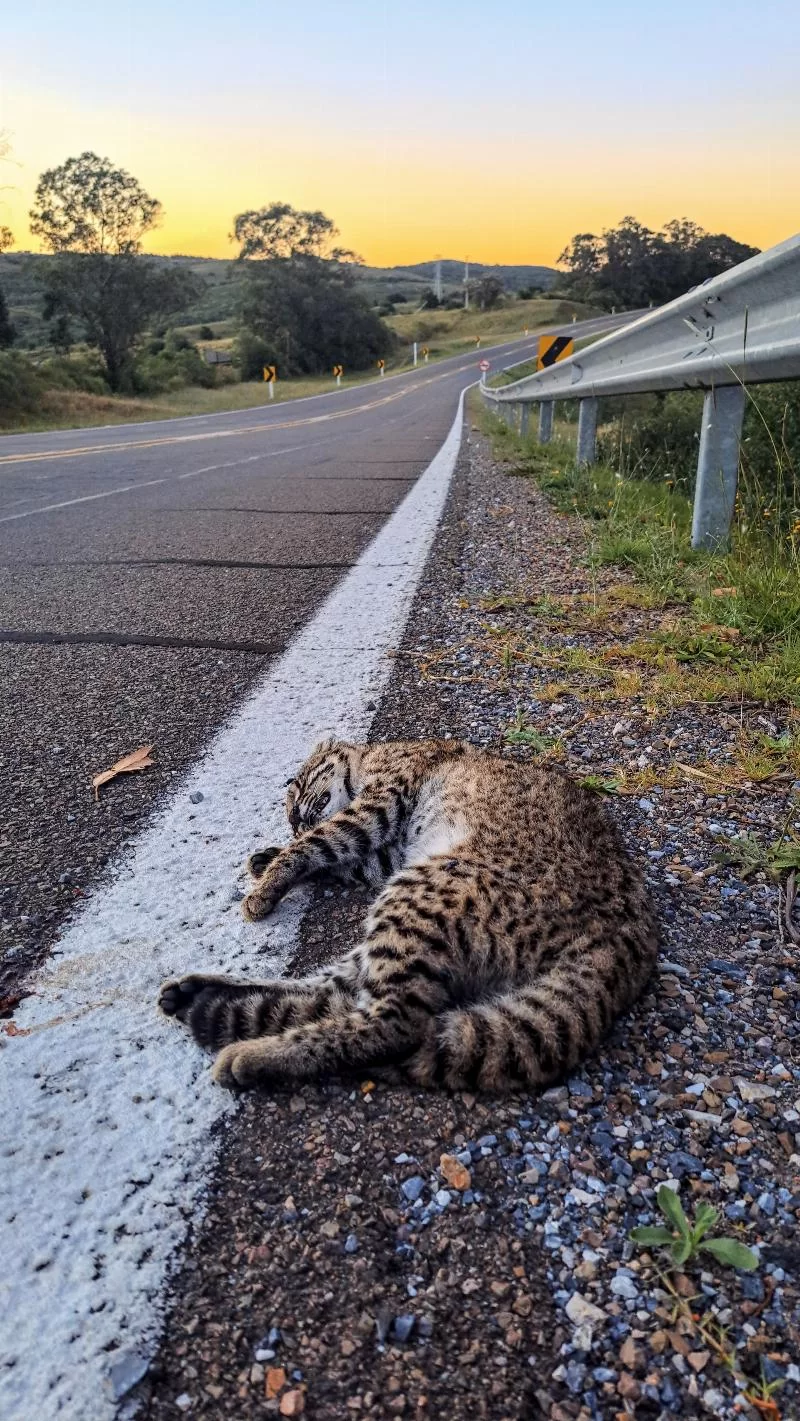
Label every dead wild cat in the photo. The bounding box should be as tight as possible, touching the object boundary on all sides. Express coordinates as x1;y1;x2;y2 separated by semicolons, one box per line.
159;738;657;1090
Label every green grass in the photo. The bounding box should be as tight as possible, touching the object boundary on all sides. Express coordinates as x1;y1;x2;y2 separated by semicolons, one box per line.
475;395;800;709
385;296;595;352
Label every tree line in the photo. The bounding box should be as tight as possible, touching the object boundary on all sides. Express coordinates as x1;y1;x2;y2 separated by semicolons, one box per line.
0;153;393;393
557;216;758;310
0;152;763;400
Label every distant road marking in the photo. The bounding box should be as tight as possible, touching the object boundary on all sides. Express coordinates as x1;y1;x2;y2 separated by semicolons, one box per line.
0;388;469;1421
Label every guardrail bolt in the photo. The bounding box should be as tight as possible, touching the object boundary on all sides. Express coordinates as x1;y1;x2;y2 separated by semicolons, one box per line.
691;385;746;550
538;401;554;445
576;398;598;466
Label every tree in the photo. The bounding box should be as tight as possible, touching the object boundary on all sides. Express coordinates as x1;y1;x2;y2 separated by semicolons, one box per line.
232;200;391;376
0;286;15;348
40;255;196;390
473;275;504;311
231;202;358;263
0;224;15;346
237;256;392;377
29;151;161;255
29;153;194;389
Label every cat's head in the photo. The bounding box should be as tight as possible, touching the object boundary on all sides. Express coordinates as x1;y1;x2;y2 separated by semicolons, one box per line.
285;738;361;836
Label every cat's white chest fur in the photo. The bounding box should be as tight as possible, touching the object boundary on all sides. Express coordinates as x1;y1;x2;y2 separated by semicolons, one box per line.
403;782;467;867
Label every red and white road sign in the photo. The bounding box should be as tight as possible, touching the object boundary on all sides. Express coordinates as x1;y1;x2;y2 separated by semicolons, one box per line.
479;359;490;371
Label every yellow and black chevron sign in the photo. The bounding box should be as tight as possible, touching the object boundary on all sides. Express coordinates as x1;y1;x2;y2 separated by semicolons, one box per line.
333;364;344;377
537;335;574;371
262;365;277;382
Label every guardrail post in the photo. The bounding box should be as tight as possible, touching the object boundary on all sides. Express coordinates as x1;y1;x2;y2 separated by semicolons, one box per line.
576;398;598;466
691;385;746;550
519;403;530;437
538;401;554;444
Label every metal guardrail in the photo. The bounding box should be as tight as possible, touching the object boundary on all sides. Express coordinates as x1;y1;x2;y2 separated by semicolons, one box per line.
481;233;800;548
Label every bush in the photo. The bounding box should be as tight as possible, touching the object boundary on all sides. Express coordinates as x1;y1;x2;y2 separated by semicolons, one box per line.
40;352;109;395
598;391;702;492
198;324;214;340
234;331;281;382
597;383;800;537
0;352;45;423
131;339;216;394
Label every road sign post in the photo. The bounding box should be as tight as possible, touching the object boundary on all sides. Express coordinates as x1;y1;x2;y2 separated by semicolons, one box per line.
413;341;418;367
377;359;385;377
422;347;429;363
262;365;277;399
333;364;343;387
479;358;490;387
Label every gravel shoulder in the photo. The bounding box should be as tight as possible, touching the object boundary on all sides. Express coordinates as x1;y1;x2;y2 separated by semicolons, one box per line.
141;420;799;1421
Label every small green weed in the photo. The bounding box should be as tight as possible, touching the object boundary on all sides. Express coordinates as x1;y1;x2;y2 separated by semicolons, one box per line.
630;1185;758;1272
503;711;558;752
579;774;621;794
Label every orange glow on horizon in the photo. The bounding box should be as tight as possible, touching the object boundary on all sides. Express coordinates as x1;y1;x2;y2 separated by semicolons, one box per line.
2;81;797;269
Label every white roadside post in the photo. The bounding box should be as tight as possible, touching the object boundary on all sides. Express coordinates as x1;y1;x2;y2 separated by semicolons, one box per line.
413;341;418;367
691;385;746;550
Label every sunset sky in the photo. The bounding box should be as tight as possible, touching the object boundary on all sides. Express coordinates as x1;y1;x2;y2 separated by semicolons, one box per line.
2;0;798;268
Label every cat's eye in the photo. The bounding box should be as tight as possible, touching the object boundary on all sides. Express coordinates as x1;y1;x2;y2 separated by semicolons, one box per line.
318;791;331;808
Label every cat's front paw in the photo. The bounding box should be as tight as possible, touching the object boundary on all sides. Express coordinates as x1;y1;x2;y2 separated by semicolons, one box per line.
246;846;282;879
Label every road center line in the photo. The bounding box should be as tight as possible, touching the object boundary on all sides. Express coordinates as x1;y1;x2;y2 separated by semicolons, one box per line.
0;389;468;1421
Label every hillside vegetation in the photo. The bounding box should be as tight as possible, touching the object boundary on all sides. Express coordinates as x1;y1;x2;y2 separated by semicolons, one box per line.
0;251;559;350
0;296;589;433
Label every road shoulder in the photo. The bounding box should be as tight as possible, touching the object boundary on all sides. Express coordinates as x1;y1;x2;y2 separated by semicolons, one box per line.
144;418;799;1420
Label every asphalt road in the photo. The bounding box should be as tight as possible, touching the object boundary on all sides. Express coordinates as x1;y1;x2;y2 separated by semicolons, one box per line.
0;313;627;995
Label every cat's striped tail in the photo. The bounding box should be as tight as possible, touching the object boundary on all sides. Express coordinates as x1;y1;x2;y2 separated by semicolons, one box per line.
403;946;657;1091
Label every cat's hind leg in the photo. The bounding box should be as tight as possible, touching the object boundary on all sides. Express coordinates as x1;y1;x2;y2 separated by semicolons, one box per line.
159;961;360;1049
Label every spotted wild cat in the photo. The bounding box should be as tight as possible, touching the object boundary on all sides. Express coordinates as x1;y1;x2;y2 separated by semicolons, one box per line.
159;738;657;1090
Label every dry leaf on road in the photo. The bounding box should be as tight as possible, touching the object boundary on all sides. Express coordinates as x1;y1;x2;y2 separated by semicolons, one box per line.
92;744;154;800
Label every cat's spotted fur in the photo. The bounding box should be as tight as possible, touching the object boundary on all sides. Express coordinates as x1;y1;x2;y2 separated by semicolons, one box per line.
159;738;657;1090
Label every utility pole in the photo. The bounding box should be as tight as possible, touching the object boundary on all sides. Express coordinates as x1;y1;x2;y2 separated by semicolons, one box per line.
464;257;469;310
